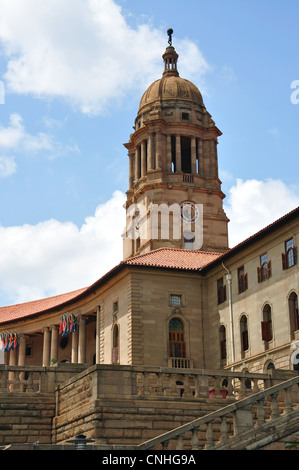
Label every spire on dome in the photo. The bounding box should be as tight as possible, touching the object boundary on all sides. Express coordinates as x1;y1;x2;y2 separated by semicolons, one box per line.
163;28;179;77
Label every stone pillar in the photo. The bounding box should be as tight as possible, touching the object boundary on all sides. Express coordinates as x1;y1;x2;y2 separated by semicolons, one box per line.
147;134;154;171
155;132;161;170
18;334;26;367
42;327;50;367
8;348;17;391
175;135;181;173
141;140;147;177
135;148;140;180
191;138;197;174
18;335;26;391
129;152;134;189
50;325;58;363
198;139;203;175
96;306;101;364
71;331;78;363
78;315;86;364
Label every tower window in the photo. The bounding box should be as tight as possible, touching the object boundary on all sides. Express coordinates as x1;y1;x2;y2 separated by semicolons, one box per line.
182;112;189;120
181;136;191;173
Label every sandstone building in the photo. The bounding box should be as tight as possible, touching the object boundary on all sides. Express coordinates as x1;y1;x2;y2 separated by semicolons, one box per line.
0;33;298;450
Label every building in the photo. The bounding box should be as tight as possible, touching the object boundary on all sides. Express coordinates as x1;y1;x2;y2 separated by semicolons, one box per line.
0;33;298;449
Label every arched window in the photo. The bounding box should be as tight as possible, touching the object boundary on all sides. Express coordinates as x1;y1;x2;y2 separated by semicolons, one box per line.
169;318;186;358
289;292;299;338
112;324;119;364
261;304;273;342
240;315;249;352
219;325;226;360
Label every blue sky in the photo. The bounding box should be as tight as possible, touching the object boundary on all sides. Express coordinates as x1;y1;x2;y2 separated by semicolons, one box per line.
0;0;298;306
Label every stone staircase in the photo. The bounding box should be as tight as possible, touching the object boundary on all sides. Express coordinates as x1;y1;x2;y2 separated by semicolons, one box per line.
1;364;299;450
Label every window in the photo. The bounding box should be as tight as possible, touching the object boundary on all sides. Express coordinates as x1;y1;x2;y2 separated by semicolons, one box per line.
219;325;226;360
289;292;299;337
112;324;119;364
261;304;273;342
169;318;186;358
217;277;227;304
257;253;272;282
282;238;297;269
170;294;182;306
240;315;249;351
238;266;248;293
182;112;189;120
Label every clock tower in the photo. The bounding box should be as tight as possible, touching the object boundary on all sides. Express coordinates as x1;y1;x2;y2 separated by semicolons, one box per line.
123;31;229;260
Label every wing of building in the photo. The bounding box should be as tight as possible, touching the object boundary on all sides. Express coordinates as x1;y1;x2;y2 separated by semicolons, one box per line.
0;37;298;378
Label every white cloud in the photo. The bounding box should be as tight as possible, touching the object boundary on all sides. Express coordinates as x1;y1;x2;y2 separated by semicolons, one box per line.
0;113;79;161
224;178;299;247
0;190;126;305
0;0;209;115
0;155;17;178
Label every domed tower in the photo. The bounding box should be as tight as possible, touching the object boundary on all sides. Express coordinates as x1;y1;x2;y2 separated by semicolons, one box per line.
123;31;229;260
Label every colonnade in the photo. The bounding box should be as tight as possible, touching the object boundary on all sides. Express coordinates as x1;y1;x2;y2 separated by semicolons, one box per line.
128;133;218;189
7;307;101;368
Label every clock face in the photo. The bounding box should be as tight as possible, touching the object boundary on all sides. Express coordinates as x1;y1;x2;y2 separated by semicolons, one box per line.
180;202;200;223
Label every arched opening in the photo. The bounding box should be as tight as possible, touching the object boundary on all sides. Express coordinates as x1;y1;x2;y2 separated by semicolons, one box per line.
289;292;299;339
240;315;249;352
261;304;273;342
219;325;226;360
169;318;186;358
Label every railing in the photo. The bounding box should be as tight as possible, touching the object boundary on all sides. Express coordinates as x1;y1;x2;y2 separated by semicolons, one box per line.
0;364;88;394
136;368;277;400
137;375;299;450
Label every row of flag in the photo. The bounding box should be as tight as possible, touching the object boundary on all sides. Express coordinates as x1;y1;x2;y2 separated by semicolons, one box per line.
0;313;78;352
59;313;78;337
0;332;19;352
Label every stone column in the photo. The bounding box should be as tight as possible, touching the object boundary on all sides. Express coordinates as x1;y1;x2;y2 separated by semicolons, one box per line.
96;306;101;364
141;140;147;177
147;134;154;171
198;139;203;175
129;152;134;189
42;327;50;367
135;148;140;180
78;315;86;364
18;334;26;367
175;135;181;173
155;132;161;170
191;138;197;174
71;331;78;363
166;135;172;172
18;334;26;391
9;348;17;391
50;325;58;363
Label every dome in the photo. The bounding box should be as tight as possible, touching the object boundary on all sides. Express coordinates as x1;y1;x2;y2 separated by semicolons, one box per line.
139;75;203;111
138;43;203;112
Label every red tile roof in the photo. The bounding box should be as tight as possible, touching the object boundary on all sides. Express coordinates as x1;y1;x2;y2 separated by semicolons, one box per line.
0;248;221;326
0;287;88;325
125;247;223;270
